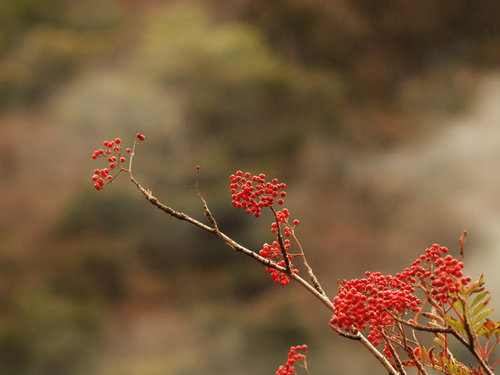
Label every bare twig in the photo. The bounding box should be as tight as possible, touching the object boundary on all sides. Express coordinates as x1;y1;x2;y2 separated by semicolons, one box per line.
459;230;467;259
269;206;292;274
380;330;408;375
128;172;335;312
291;230;326;296
195;166;218;231
125;167;400;374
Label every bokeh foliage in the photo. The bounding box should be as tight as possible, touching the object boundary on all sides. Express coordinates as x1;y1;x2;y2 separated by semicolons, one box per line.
0;0;498;374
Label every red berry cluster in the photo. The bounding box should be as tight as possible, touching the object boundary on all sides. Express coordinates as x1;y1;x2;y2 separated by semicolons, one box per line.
260;239;298;285
229;171;300;285
276;345;308;375
260;208;300;285
330;271;421;346
91;138;126;190
90;134;145;190
271;209;299;237
229;171;287;217
330;244;473;349
407;244;471;304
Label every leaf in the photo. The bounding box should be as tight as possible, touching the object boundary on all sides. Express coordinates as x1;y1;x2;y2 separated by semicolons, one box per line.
414;344;427;362
471;297;491;318
444;315;466;335
427;346;436;364
434;336;445;349
462;275;485;297
436;351;445;368
477;318;500;339
428;321;444;329
423;312;445;325
485;318;500;332
473;308;492;323
401;360;417;367
470;290;489;309
453;297;465;313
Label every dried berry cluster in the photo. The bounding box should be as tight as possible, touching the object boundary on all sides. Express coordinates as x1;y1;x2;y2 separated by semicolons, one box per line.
91;134;145;190
276;345;308;375
229;171;287;217
408;243;471;304
330;272;421;346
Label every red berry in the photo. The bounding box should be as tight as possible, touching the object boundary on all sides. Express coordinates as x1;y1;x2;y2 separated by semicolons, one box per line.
115;138;121;144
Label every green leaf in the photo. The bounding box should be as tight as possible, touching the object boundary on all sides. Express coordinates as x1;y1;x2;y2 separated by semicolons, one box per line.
462;275;485;297
433;336;445;349
453;298;465;313
471;304;493;322
470;290;489;309
444;316;466;335
473;308;492;323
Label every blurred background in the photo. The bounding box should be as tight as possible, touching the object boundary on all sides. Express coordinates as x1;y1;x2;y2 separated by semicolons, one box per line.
0;0;499;374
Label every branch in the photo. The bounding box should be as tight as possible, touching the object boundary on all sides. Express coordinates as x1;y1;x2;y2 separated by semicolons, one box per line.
291;228;326;296
126;169;398;374
328;324;400;375
270;206;292;274
128;173;335;311
392;314;495;375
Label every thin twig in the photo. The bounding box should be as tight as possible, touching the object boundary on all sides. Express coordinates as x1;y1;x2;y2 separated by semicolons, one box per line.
269;206;292;274
392;314;495;375
195;167;218;231
380;330;408;375
128;173;335;311
126;169;401;374
291;230;326;296
459;229;467;259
